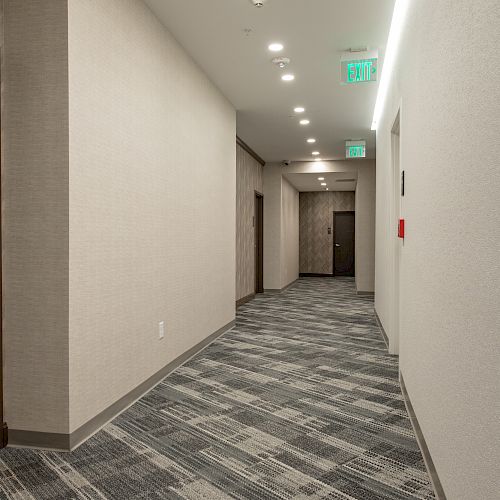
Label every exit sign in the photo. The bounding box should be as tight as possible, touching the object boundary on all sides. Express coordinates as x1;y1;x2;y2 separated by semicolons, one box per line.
346;140;366;159
341;50;378;84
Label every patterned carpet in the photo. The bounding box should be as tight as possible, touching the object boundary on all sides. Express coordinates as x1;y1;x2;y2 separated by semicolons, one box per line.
0;278;434;499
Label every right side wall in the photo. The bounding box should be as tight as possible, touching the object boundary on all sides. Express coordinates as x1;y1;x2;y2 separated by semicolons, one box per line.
375;1;499;499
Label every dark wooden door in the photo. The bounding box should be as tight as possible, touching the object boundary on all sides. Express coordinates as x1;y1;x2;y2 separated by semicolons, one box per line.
255;193;264;293
333;212;355;277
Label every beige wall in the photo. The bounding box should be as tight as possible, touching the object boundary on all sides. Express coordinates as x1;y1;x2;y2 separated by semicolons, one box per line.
3;0;70;433
3;0;236;436
299;192;355;274
374;1;500;498
263;167;299;290
355;166;376;293
67;0;236;432
283;160;375;293
263;165;282;290
280;177;299;288
236;144;263;301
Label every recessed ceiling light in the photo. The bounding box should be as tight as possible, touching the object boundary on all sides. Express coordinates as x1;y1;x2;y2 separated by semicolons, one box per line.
321;183;327;186
318;177;325;180
315;158;322;161
299;119;310;125
312;151;320;156
281;74;295;81
307;138;316;143
268;43;284;52
326;188;329;191
294;107;305;113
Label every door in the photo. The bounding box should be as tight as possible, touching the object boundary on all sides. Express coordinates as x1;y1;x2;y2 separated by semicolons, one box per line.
255;192;264;293
333;212;355;277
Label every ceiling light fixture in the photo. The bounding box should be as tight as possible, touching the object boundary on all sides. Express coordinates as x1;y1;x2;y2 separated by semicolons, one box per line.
312;151;320;155
299;119;310;125
318;177;325;180
315;158;322;162
307;138;316;143
268;43;283;52
294;107;305;113
281;74;295;81
371;0;410;130
321;183;327;186
326;188;329;191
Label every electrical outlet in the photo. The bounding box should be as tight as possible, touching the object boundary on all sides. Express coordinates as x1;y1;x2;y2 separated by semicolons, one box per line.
159;321;165;340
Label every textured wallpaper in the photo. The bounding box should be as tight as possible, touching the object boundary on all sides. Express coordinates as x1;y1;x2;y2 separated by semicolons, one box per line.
299;192;355;274
236;144;263;301
68;0;236;432
3;0;70;434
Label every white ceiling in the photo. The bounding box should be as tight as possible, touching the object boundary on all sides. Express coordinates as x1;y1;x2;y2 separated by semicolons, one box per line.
284;171;357;192
145;0;395;163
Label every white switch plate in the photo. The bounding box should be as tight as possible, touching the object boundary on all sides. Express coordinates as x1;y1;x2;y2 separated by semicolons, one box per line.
159;321;165;340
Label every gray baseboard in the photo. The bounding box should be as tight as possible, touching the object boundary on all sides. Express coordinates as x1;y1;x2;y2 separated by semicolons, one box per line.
374;308;390;351
8;320;236;452
265;278;298;294
357;290;374;296
400;373;447;500
236;293;255;308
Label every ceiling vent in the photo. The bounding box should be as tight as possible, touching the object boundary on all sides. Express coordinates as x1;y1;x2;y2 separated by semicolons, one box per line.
272;57;290;69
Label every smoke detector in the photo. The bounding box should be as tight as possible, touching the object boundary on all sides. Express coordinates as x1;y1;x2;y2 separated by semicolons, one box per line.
272;56;290;69
250;0;266;7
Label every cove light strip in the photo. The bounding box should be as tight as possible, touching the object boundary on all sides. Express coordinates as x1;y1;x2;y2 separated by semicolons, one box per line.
371;0;410;131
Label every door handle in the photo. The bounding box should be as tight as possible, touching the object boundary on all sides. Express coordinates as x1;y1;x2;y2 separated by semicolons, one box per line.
335;244;341;247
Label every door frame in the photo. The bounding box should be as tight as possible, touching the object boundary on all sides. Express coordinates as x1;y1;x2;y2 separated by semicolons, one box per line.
0;0;7;448
332;211;355;277
254;191;264;294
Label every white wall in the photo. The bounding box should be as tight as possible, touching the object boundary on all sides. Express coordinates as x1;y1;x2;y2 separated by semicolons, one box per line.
280;177;299;288
375;1;500;498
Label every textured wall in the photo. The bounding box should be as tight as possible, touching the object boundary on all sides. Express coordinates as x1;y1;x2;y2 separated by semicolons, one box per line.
67;0;236;432
355;166;376;292
236;144;263;301
263;165;282;290
299;192;355;274
374;1;500;498
280;177;299;288
3;0;70;433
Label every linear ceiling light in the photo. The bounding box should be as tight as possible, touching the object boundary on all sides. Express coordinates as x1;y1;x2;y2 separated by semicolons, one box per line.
371;0;410;130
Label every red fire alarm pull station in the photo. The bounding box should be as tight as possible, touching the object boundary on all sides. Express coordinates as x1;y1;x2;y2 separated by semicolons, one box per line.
398;219;405;239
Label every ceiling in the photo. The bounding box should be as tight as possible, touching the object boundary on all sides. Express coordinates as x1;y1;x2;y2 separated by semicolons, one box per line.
284;171;357;192
145;0;395;163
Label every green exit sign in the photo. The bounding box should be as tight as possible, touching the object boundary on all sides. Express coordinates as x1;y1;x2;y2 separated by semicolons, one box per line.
346;140;366;159
341;51;378;85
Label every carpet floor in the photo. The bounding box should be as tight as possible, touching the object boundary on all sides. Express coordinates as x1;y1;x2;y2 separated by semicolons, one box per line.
0;278;434;499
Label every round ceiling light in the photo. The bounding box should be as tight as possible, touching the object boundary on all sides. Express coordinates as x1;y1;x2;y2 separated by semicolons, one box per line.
268;43;283;52
307;138;316;143
294;107;305;113
281;74;295;81
321;183;327;186
312;151;320;155
318;177;325;180
300;119;310;125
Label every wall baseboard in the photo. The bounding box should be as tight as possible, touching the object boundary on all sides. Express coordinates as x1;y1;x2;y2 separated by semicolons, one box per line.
8;320;236;452
357;290;374;296
400;373;447;500
236;293;255;308
374;308;390;351
265;278;298;294
299;273;334;278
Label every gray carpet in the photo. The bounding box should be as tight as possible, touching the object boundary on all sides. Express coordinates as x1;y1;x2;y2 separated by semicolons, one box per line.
0;278;434;499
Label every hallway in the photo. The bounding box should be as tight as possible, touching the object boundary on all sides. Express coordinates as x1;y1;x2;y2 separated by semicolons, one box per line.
0;279;433;499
